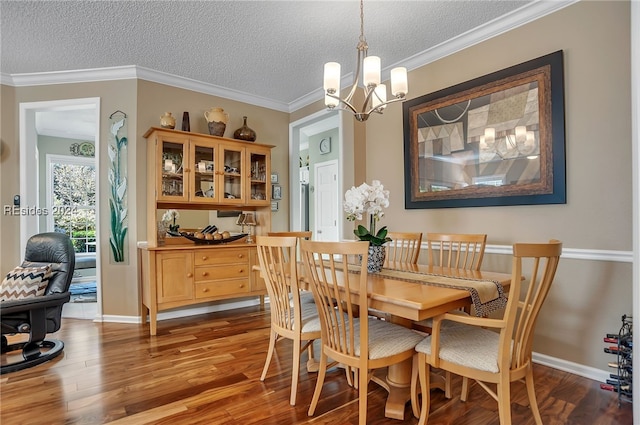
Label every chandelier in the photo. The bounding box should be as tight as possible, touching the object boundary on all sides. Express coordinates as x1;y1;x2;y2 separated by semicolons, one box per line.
479;126;538;160
323;0;408;122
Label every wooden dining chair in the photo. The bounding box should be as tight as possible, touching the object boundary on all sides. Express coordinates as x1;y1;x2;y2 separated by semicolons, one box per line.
426;233;487;270
410;240;562;425
300;240;423;425
256;235;321;406
385;231;423;266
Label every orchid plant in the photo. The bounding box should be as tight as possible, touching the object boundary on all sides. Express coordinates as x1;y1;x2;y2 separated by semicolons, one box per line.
162;209;180;232
344;180;392;246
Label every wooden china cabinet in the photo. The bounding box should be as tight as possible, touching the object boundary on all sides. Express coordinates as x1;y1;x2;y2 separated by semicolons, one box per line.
138;127;273;335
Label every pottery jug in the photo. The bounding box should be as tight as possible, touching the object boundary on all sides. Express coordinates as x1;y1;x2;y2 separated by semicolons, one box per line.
204;107;229;124
204;107;229;137
160;112;176;129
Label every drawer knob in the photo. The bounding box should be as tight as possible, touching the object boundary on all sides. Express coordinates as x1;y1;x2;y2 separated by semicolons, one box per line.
238;254;244;258
202;288;209;293
202;272;209;277
202;256;208;261
239;269;244;273
239;284;245;288
186;273;193;278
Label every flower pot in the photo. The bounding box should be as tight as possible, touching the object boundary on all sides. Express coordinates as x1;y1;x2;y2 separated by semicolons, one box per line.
362;245;386;273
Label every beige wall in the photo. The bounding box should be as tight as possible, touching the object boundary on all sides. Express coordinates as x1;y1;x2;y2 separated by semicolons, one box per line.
294;1;632;370
366;1;631;369
0;80;140;316
0;84;17;271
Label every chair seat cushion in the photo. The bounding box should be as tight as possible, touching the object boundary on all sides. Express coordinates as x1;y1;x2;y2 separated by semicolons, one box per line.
299;302;321;333
355;319;423;360
415;323;502;373
1;264;53;301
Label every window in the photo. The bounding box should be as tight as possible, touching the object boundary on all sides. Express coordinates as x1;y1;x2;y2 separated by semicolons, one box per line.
46;154;96;253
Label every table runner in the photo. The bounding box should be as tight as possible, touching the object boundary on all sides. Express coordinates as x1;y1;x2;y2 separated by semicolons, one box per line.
348;265;508;317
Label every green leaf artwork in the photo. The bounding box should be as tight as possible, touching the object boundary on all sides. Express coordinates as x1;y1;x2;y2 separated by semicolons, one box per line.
108;115;128;263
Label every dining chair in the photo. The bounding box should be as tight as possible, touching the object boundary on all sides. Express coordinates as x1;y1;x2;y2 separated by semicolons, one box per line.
426;232;487;270
300;240;423;425
384;231;423;266
410;240;562;425
256;235;321;406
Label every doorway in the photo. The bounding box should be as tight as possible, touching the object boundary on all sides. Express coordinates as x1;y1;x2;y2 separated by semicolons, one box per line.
289;109;353;240
19;98;101;319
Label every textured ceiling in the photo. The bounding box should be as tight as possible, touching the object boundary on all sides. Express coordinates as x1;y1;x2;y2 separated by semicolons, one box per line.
1;0;539;108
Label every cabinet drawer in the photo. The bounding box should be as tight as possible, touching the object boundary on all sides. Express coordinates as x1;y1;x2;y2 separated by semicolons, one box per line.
195;279;249;298
195;264;249;281
194;248;249;265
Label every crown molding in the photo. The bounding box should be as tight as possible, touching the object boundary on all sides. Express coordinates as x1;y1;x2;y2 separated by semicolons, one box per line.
2;65;290;113
2;0;578;114
134;66;290;112
7;66;138;87
288;0;579;112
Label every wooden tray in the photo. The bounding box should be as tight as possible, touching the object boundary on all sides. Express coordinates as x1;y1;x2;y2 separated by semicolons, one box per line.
179;232;248;245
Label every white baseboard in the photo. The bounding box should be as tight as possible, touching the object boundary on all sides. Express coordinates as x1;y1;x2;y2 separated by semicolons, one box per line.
532;351;609;383
95;298;264;325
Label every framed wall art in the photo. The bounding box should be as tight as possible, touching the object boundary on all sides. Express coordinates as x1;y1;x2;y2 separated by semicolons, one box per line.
272;184;282;200
403;50;566;209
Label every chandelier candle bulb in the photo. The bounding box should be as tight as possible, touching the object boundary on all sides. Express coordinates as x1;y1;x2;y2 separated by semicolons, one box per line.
363;56;381;86
325;94;338;108
324;62;341;93
390;67;408;96
373;84;387;109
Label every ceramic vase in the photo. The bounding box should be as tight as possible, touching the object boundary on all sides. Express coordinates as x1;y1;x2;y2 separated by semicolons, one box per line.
160;112;176;129
233;116;257;142
363;245;386;273
181;112;190;132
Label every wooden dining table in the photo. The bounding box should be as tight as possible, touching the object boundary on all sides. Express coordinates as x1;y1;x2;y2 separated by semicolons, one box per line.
298;261;513;421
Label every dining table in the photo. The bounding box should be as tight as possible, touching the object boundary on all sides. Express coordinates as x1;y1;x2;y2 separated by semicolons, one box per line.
297;261;514;421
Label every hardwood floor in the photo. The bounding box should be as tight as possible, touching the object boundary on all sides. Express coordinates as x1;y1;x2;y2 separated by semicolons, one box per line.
1;305;632;424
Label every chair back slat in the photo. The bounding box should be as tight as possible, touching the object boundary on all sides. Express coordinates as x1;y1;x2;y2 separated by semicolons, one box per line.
426;233;487;270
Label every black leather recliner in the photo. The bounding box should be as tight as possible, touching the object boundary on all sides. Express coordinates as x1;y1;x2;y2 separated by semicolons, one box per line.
1;232;75;374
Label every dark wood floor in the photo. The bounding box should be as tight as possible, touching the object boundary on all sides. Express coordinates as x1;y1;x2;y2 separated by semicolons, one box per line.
1;305;633;424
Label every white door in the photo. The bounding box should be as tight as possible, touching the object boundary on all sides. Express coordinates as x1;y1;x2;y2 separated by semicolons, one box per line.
314;160;339;242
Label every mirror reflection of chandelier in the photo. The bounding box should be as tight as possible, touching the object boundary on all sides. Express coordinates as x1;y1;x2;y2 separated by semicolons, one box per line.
479;126;538;160
323;0;408;122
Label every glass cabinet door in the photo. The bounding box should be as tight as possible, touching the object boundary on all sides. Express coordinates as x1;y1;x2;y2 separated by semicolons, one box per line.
158;138;188;202
247;147;270;205
219;143;245;204
190;139;217;202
